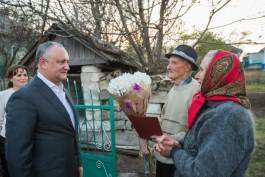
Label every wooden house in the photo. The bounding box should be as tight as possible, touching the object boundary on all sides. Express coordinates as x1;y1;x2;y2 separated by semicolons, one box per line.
19;23;139;75
19;23;140;99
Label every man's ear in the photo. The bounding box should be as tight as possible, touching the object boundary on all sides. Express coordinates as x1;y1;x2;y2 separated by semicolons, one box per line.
38;58;46;68
186;63;192;72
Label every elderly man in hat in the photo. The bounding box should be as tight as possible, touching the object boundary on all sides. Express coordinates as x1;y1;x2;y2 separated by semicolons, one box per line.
154;44;199;177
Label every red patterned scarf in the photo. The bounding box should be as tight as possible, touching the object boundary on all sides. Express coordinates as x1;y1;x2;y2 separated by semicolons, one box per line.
188;51;251;129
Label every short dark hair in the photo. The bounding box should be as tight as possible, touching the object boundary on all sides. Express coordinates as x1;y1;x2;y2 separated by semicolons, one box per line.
7;65;29;88
35;41;63;63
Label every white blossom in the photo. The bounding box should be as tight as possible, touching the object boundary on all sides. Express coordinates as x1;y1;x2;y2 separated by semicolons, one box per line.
107;72;151;96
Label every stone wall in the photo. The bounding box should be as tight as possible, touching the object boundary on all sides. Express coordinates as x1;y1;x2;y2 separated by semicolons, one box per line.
80;65;173;154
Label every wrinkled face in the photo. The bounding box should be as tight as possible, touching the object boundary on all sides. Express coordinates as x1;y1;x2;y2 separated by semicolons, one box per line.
167;56;191;83
11;68;29;90
195;58;208;90
39;45;70;85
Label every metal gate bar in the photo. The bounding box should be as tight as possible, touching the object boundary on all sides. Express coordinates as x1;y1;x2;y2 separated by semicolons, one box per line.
68;80;117;177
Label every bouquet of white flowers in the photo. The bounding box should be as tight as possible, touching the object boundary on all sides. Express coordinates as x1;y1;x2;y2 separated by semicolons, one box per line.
108;71;152;173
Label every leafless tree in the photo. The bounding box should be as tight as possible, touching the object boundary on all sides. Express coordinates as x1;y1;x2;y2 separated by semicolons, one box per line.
0;0;264;74
0;5;39;73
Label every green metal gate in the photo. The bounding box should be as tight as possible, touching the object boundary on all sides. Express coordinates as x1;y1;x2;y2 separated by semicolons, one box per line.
68;81;117;177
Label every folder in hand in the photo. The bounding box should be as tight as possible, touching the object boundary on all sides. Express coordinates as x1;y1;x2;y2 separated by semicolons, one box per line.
127;115;163;140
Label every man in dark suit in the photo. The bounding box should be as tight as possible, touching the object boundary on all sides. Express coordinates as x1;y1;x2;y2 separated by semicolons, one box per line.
5;41;83;177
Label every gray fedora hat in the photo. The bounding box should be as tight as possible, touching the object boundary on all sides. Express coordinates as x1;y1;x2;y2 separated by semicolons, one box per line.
165;44;198;71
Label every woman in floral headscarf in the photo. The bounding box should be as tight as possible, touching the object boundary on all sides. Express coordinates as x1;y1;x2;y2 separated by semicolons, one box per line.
153;50;255;177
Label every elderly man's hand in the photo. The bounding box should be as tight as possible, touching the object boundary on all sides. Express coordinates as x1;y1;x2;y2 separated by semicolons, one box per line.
161;145;172;157
152;134;181;157
152;134;180;146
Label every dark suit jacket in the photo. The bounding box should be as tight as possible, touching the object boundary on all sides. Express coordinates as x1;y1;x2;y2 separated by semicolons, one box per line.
6;76;82;177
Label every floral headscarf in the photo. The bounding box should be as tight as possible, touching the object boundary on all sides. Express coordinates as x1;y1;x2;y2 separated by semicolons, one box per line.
188;50;251;129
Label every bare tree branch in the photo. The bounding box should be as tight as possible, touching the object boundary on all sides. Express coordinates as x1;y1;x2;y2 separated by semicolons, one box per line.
209;14;265;30
1;0;264;74
193;0;232;47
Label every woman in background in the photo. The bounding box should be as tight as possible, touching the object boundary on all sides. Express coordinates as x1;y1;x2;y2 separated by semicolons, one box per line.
0;65;29;177
153;50;255;177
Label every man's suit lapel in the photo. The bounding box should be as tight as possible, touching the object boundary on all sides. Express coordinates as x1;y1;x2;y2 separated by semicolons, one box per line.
33;77;75;130
64;88;79;130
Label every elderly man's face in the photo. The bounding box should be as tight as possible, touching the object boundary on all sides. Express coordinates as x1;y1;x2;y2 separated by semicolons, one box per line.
166;56;191;84
40;45;70;85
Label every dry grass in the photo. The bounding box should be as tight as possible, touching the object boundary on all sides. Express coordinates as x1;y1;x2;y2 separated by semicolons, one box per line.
245;70;265;85
246;85;265;92
246;70;265;176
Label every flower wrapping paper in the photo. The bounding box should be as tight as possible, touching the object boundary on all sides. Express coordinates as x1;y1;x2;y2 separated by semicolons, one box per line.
108;72;153;173
110;82;151;117
109;82;151;156
108;72;151;156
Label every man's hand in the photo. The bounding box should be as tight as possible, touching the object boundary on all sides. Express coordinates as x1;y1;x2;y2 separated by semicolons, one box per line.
153;143;173;157
152;134;179;146
78;167;83;177
152;134;181;158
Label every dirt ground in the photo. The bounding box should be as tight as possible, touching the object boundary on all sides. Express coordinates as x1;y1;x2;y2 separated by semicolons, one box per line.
117;92;265;177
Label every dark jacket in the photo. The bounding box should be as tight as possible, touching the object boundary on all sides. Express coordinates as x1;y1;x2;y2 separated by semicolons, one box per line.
6;76;81;177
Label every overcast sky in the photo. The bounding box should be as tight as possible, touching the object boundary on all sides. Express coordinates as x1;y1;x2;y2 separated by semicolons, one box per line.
182;0;265;52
